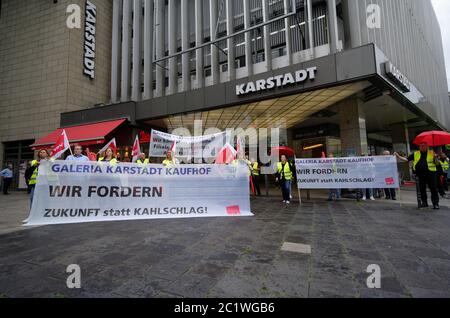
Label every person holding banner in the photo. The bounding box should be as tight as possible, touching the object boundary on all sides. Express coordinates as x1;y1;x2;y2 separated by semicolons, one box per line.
136;153;150;165
251;158;261;196
28;149;49;207
162;150;178;166
98;147;118;165
276;155;296;204
66;146;89;162
395;142;440;209
382;150;397;200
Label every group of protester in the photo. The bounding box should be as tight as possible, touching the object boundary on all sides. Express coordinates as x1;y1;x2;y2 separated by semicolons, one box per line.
2;140;449;211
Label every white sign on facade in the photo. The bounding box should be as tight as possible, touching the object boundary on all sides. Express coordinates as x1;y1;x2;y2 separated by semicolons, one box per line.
384;62;411;93
83;0;97;79
236;67;317;96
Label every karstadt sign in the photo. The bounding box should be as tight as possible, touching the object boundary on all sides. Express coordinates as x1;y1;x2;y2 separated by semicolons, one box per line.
83;0;97;79
236;67;317;96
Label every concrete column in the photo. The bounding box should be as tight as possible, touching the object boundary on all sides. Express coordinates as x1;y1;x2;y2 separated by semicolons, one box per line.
342;0;362;48
226;0;235;81
262;0;272;71
120;0;132;102
155;0;165;97
111;0;122;103
168;0;177;94
283;0;292;64
181;0;190;91
339;98;368;156
143;0;154;100
195;0;204;88
243;0;253;77
209;0;219;84
306;0;314;58
131;0;142;102
327;0;339;53
391;122;412;180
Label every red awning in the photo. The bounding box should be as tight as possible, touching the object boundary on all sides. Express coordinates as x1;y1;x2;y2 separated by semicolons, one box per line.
31;119;126;149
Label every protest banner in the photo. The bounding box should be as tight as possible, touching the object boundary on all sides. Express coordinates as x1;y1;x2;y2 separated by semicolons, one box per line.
25;161;252;226
295;156;400;189
149;129;226;160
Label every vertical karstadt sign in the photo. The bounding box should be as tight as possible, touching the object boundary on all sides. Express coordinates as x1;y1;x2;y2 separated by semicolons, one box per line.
83;0;97;79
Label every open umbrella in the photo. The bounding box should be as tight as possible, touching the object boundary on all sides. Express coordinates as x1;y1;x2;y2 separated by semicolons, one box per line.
271;146;295;157
413;131;450;147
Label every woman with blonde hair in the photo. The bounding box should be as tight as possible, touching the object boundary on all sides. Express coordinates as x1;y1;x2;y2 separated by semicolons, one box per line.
98;147;118;164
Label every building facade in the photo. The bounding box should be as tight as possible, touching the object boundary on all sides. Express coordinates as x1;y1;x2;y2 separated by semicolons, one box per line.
0;0;112;187
1;0;449;187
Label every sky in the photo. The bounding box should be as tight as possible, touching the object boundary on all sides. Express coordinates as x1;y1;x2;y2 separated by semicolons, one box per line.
431;0;450;90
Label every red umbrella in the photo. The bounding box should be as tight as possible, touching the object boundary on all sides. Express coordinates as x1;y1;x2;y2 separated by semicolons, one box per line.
413;131;450;147
271;146;295;157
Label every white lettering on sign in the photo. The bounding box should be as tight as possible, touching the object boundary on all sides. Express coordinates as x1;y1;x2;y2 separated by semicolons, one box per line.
384;62;411;93
83;0;97;79
236;67;317;96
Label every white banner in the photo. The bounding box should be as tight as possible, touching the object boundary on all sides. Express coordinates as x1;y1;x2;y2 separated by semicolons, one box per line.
26;161;252;226
295;156;400;189
149;129;226;160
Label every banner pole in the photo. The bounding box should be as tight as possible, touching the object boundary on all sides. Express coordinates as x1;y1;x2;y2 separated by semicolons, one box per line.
295;156;302;204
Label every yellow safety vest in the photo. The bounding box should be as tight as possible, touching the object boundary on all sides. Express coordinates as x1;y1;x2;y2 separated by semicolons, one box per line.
252;162;260;176
440;160;449;171
232;159;252;176
277;162;293;180
413;151;436;172
29;160;39;185
137;158;149;165
163;159;177;166
98;158;118;165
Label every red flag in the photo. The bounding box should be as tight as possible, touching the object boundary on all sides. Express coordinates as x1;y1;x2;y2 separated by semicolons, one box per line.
98;138;117;155
131;135;141;162
50;130;70;159
215;143;237;164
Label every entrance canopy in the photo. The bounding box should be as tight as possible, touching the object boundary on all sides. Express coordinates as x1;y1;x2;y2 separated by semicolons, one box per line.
31;119;126;149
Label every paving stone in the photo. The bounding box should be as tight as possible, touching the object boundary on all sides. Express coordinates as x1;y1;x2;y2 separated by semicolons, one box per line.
1;192;450;297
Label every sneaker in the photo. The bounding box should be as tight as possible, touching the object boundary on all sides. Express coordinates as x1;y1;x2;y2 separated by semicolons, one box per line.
419;203;429;208
433;205;440;210
370;196;375;201
362;196;367;201
286;201;290;204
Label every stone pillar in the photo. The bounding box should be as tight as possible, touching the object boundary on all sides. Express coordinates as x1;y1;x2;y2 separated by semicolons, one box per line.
339;98;368;156
391;122;412;180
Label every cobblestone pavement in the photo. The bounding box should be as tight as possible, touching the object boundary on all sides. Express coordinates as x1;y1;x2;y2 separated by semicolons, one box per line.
0;191;449;298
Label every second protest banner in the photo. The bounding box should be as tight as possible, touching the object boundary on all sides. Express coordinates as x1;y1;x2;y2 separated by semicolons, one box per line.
295;156;400;189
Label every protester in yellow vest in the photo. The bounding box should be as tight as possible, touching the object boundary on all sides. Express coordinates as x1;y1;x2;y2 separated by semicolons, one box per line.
436;152;449;197
29;149;49;208
232;154;252;176
275;155;296;204
162;150;178;166
98;147;118;165
395;142;440;209
136;153;150;165
251;158;261;196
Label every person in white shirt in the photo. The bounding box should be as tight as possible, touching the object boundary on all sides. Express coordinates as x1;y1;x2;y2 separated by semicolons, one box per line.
66;146;89;161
